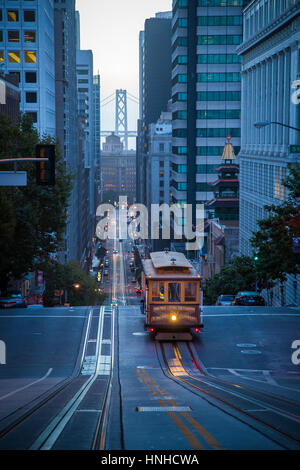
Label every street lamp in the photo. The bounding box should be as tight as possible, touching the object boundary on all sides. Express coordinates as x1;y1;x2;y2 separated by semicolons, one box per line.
254;121;300;132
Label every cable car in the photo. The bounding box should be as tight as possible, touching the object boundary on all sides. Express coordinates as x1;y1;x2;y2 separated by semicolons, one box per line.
141;251;203;341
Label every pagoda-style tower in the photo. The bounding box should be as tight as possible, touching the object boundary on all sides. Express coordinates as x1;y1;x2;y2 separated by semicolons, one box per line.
206;135;239;222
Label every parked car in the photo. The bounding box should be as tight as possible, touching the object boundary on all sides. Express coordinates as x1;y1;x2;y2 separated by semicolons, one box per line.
0;293;27;309
104;269;109;276
104;260;109;267
233;292;265;306
216;294;235;306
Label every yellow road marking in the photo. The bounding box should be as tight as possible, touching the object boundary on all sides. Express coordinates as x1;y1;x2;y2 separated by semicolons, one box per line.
138;365;225;450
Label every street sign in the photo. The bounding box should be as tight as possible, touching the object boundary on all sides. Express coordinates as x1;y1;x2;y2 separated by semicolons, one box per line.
289;145;300;154
0;171;27;186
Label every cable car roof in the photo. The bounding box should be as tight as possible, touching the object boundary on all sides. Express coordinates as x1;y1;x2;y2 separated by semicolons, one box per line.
142;251;200;279
150;251;194;269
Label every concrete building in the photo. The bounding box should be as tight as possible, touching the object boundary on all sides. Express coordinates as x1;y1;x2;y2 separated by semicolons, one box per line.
238;0;300;305
93;73;101;209
170;0;247;256
146;110;172;251
136;12;172;205
0;0;56;136
101;134;136;204
76;48;95;242
54;0;80;262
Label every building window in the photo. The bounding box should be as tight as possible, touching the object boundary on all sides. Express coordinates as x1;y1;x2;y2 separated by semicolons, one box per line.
0;51;3;63
25;51;36;63
8;51;20;63
78;88;88;92
78;79;88;83
197;0;244;6
197;35;243;45
24;31;36;42
197;109;241;119
197;91;241;101
159;143;165;152
25;71;36;83
26;91;37;103
8;71;20;82
0;10;2;22
197;128;241;137
197;16;242;26
173;128;187;137
7;11;19;22
197;54;241;64
178;18;188;27
77;69;88;74
0;31;2;42
197;72;241;82
8;30;19;42
173;110;187;120
24;10;35;22
177;55;188;64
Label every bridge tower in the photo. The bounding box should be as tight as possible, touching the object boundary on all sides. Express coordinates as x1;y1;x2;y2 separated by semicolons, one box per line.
115;89;128;150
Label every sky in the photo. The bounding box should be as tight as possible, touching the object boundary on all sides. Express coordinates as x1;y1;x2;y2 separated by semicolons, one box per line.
76;0;172;150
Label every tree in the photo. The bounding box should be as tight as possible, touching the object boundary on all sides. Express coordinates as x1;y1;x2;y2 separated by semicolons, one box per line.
250;165;300;286
203;256;257;305
0;113;72;292
43;260;106;307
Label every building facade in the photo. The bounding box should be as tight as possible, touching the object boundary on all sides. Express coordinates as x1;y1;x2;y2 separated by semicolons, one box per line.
137;12;172;205
76;48;95;241
238;0;300;305
171;0;246;237
0;0;56;136
101;134;136;204
54;0;80;262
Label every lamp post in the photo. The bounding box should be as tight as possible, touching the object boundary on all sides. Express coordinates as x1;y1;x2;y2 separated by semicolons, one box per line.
254;121;300;132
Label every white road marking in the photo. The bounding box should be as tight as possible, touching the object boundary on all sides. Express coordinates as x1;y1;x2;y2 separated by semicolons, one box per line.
30;307;105;450
0;368;53;401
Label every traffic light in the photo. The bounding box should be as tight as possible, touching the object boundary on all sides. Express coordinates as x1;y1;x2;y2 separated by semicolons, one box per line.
36;144;55;186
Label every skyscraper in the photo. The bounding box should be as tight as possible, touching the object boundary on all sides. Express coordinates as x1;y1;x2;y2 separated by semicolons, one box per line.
238;0;300;306
137;12;172;205
0;0;56;136
54;0;79;262
171;0;245;253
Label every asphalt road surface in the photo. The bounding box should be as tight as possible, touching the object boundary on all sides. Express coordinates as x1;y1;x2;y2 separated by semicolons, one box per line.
0;236;299;450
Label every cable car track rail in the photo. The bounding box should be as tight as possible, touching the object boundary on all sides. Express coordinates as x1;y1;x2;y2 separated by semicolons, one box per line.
157;341;300;450
0;306;114;450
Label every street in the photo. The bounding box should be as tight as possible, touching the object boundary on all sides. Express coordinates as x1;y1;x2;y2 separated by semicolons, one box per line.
0;237;299;450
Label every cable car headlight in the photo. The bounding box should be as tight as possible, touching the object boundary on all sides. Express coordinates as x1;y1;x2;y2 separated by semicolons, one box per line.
171;314;177;322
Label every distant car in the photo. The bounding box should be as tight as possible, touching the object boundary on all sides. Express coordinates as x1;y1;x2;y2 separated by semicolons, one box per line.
113;249;118;254
104;269;109;276
0;293;27;309
216;295;235;306
111;298;118;307
233;292;265;306
104;260;109;267
129;262;134;267
136;288;142;295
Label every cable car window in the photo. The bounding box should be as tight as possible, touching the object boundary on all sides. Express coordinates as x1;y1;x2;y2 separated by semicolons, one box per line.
168;283;181;302
185;282;197;301
152;282;164;301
